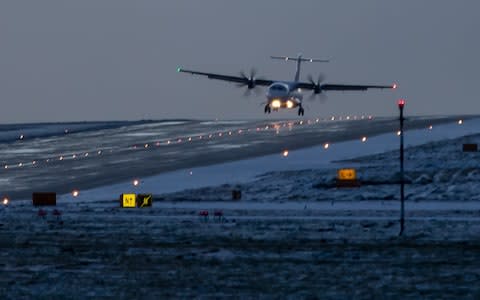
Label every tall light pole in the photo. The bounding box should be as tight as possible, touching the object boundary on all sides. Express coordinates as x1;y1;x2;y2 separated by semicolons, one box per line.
398;99;405;236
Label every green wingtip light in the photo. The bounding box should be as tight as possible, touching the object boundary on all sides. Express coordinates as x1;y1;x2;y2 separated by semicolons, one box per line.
176;67;182;72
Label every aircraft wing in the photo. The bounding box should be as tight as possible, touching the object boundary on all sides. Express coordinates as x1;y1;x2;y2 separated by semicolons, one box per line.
321;84;395;91
177;68;274;86
297;82;396;91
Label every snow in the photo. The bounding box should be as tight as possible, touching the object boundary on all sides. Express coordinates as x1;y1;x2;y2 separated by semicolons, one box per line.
67;117;480;202
2;117;480;298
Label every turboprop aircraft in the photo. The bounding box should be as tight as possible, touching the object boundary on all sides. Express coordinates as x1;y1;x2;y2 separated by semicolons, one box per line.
178;54;396;116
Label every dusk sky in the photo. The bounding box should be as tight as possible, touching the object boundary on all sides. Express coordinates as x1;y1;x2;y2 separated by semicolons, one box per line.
1;1;479;123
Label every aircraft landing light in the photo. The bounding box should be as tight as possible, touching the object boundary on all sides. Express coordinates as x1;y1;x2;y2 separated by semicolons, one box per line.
72;190;79;197
458;120;463;125
271;100;281;108
324;143;330;149
3;197;8;205
176;67;182;72
282;150;289;157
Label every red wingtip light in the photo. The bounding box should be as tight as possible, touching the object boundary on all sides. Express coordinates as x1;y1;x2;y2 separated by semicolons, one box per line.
398;99;406;108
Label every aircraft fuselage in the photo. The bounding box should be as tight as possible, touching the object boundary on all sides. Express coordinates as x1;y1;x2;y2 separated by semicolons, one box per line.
265;82;303;113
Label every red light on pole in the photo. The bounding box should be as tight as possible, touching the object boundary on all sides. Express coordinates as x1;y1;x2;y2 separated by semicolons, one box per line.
398;99;405;109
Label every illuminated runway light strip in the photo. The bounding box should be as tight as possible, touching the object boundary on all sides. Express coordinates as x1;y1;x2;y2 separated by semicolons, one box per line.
2;115;376;171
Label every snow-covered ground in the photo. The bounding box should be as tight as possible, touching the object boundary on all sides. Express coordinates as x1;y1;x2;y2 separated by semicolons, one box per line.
68;117;480;202
1;117;480;298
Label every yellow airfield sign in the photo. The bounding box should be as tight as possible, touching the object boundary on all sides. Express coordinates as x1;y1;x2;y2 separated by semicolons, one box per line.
121;193;136;208
137;194;153;208
337;169;357;181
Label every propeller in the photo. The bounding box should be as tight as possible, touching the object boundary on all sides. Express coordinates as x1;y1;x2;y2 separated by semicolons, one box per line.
237;68;263;97
307;74;328;102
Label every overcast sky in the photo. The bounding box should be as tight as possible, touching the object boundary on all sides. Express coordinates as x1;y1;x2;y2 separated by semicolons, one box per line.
1;1;479;123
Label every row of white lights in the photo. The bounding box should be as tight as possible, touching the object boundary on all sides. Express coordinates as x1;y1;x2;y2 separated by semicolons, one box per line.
1;119;466;205
3;117;466;171
3;115;374;170
4;116;463;169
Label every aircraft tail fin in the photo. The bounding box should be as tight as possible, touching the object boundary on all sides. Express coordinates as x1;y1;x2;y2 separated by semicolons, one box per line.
271;55;329;82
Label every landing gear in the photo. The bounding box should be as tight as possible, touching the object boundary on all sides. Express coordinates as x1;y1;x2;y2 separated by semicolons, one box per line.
264;104;271;114
298;106;304;116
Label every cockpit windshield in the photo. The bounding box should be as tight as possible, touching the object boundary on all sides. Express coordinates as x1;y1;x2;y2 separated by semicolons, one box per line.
270;84;287;91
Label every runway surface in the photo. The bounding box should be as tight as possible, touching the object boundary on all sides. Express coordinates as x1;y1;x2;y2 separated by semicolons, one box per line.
0;115;470;199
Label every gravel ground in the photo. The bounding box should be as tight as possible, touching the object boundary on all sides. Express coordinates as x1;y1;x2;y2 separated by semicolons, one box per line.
1;201;479;299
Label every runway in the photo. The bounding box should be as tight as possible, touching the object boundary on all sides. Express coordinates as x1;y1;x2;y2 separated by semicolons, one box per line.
0;115;469;199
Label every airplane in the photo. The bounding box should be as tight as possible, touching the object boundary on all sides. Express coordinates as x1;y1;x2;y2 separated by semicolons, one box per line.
177;54;397;116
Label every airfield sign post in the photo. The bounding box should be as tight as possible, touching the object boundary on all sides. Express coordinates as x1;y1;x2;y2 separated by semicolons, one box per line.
398;99;406;236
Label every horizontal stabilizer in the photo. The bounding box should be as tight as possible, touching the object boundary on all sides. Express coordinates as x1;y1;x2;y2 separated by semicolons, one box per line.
270;56;329;63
